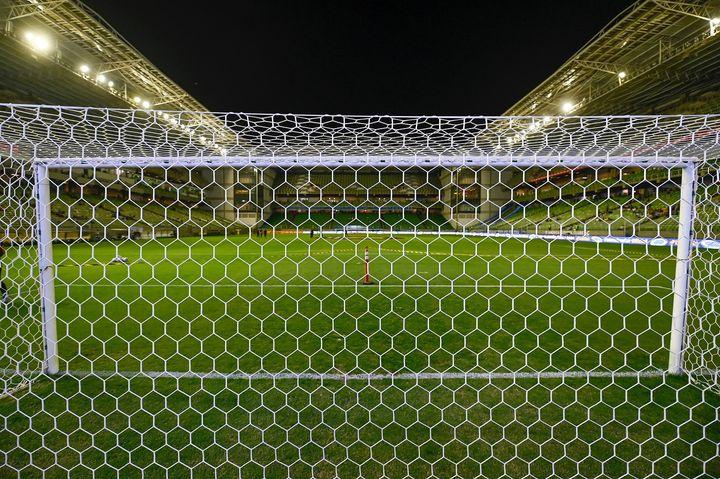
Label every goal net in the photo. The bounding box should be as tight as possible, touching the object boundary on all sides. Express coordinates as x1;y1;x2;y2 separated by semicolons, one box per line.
1;105;719;478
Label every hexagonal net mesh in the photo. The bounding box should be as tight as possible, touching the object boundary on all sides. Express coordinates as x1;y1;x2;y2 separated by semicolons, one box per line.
0;104;719;477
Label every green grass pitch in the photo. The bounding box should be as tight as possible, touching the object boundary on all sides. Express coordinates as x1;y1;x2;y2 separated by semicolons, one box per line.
1;234;718;478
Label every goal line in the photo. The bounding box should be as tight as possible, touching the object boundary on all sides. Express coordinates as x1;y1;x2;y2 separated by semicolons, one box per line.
6;368;718;382
54;282;674;291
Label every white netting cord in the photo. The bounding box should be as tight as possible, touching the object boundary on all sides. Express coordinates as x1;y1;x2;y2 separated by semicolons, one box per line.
0;157;42;396
685;165;720;389
0;105;718;478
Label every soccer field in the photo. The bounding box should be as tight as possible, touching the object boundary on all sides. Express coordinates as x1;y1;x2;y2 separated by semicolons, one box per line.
55;235;679;374
2;234;719;478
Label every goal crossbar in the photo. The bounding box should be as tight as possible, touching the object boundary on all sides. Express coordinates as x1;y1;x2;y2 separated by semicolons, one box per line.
36;155;695;169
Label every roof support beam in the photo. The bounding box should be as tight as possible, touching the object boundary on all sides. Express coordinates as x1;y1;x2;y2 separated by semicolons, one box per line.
2;0;64;21
651;1;715;21
153;94;190;107
573;60;628;75
96;60;143;74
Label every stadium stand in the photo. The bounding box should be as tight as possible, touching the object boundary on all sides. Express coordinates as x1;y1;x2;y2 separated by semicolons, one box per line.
496;1;720;239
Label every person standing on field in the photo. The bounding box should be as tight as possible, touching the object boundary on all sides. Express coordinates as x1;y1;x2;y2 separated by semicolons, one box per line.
0;244;9;304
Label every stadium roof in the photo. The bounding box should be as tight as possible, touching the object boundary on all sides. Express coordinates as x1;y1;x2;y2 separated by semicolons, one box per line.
1;0;206;111
0;0;233;150
504;0;720;116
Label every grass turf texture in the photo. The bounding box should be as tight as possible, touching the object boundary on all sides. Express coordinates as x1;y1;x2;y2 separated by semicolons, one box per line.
1;234;719;478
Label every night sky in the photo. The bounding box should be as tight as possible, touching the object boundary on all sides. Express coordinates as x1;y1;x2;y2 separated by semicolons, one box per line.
83;0;636;116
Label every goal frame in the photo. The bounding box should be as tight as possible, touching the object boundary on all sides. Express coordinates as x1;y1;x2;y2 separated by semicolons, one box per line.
33;154;698;376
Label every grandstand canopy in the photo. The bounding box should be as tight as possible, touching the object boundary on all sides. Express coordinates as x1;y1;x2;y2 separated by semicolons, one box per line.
505;0;720;116
0;0;207;111
0;0;233;149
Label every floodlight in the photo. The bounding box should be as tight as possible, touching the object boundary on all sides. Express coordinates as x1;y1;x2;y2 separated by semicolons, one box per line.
141;100;151;109
561;101;575;114
618;71;627;79
107;80;115;88
79;64;90;74
96;74;107;84
24;31;52;53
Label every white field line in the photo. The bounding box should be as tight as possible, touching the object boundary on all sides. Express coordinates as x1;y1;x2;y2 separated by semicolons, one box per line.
316;230;720;250
55;283;673;291
4;368;716;382
61;369;675;381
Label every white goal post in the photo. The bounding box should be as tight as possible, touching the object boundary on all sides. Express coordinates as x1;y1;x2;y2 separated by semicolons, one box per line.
35;163;59;375
668;163;696;375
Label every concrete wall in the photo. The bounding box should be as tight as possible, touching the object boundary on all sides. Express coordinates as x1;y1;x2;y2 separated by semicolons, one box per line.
201;167;236;221
440;168;514;229
259;168;278;221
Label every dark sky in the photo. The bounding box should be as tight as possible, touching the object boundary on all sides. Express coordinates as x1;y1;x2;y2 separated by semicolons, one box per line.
83;0;636;116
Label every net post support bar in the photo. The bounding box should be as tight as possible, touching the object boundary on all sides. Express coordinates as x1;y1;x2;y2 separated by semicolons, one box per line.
668;163;696;375
35;162;59;375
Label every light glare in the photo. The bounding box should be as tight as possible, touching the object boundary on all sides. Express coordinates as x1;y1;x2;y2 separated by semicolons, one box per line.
23;31;52;53
561;101;575;114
